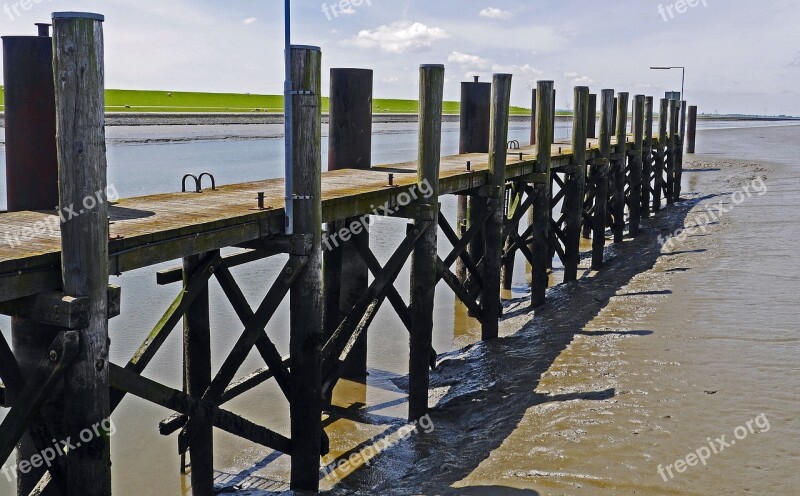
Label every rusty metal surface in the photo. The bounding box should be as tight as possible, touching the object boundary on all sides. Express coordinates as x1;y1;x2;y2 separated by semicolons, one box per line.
459;80;491;154
2;35;58;212
328;68;373;171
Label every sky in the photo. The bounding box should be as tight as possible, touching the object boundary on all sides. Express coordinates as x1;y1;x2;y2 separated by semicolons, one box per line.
1;0;799;115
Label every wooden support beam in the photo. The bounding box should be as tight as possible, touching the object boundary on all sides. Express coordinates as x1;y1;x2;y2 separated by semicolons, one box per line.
642;97;654;219
654;98;669;212
531;80;554;308
112;253;221;413
109;364;292;455
408;64;444;421
563;86;590;282
591;90;615;269
178;256;307;454
629;95;645;236
322;224;428;391
182;251;215;495
436;257;482;319
351;233;438;368
500;184;522;294
0;285;121;328
214;264;292;398
288;45;324;493
52;12;111;495
0;331;79;470
157;247;278;285
480;73;512;339
612;92;629;243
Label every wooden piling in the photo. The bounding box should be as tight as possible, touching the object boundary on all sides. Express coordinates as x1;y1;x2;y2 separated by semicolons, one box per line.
591;89;614;269
183;252;216;495
654;98;668;211
325;68;373;380
408;64;444;420
288;45;323;492
587;93;597;139
612;92;629;243
563;86;589;282
2;26;63;495
52;12;111;495
629;95;645;236
675;101;687;199
687;105;698;153
531;81;554;308
529;88;537;145
642;97;654;219
480;73;512;339
666;99;679;203
460;78;491;288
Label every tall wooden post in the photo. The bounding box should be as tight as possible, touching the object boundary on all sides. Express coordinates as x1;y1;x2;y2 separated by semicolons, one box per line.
459;78;491;287
3;25;63;495
563;86;589;282
529;88;537;145
53;12;111;495
687;105;698;154
675;100;687;200
612;92;629;243
325;68;373;380
666;99;679;203
654;98;668;211
591;89;614;269
587;93;597;139
629;95;645;236
408;64;444;421
642;97;654;219
551;88;557;142
531;81;554;308
288;45;323;492
183;252;216;495
480;73;512;339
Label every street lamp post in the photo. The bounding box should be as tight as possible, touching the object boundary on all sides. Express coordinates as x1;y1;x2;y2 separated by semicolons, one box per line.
650;66;685;102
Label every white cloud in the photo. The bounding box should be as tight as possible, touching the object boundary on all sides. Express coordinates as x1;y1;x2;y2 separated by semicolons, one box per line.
479;7;512;20
492;63;543;85
382;76;400;83
448;51;492;70
343;21;449;54
243;17;257;25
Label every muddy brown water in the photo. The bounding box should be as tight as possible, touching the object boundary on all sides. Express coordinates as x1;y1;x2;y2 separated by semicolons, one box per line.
1;123;798;495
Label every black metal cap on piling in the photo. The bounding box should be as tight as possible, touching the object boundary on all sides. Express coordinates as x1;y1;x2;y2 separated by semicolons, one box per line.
35;23;51;37
2;34;58;211
459;78;491;154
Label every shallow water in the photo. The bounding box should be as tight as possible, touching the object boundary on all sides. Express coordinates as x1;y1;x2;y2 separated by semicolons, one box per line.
0;121;798;495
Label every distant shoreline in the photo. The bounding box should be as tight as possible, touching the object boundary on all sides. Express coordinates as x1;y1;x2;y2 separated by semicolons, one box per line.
1;112;797;127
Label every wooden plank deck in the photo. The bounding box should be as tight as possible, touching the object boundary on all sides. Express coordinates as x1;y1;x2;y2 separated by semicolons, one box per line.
0;138;632;301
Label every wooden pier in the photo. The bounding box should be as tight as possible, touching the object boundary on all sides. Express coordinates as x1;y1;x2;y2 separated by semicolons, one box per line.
0;12;692;495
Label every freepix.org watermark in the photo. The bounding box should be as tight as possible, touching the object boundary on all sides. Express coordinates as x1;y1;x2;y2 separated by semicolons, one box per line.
321;0;372;21
658;0;708;22
3;184;119;249
322;178;434;252
3;0;55;22
1;418;116;482
657;413;770;481
322;413;434;480
657;176;766;250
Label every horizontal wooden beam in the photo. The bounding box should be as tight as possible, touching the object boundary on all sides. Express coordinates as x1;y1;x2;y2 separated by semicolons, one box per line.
0;285;121;329
109;363;292;455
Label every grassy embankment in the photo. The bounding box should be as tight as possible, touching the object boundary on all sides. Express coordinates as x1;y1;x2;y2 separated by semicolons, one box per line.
0;87;534;115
